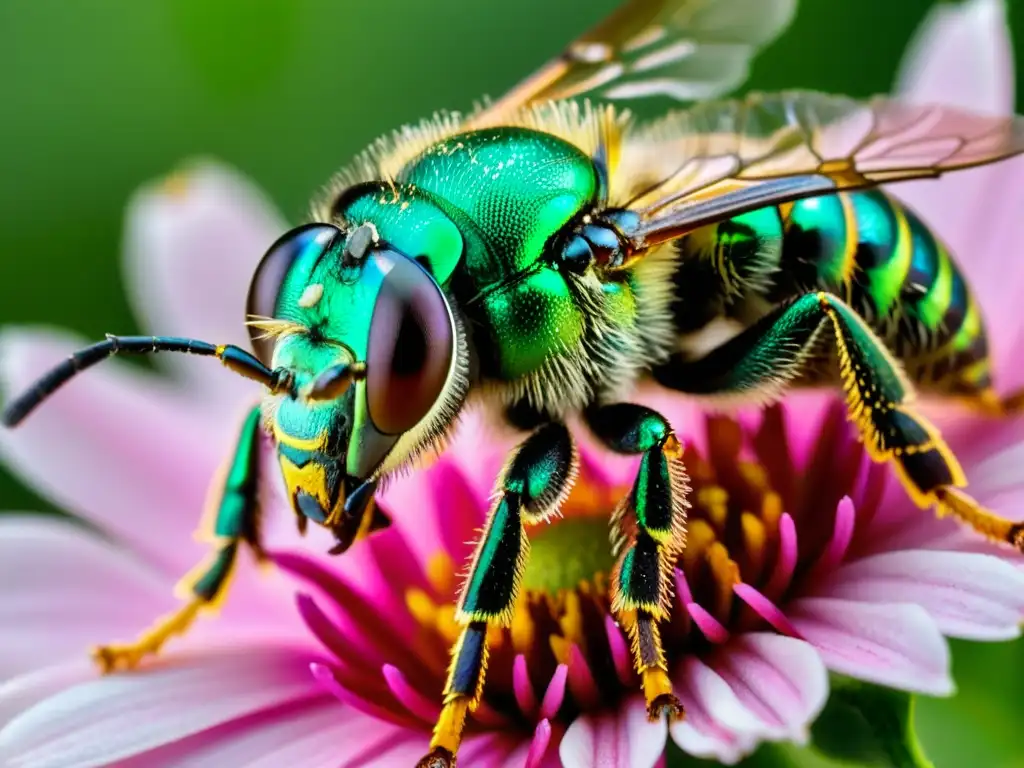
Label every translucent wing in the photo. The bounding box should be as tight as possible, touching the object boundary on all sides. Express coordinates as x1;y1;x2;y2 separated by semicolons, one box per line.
624;91;1024;246
475;0;796;124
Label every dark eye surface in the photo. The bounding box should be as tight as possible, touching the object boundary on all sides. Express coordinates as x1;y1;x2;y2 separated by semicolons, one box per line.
246;224;339;362
366;250;454;435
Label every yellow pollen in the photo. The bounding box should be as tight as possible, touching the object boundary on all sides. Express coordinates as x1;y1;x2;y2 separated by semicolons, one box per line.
558;590;586;647
549;634;572;665
486;623;505;651
406;588;440;627
427;553;456;595
741;512;767;580
707;542;740;620
397;432;815;734
510;596;536;653
435;604;461;645
739;460;770;492
697;486;730;530
761;491;783;530
681;519;717;571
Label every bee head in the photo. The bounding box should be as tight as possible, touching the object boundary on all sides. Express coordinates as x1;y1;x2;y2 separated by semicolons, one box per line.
247;222;468;554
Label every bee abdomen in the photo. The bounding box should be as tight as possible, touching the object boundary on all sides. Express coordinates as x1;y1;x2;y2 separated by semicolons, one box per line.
779;190;990;394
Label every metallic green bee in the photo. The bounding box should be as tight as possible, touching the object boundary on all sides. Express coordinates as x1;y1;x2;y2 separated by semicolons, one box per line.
6;0;1024;765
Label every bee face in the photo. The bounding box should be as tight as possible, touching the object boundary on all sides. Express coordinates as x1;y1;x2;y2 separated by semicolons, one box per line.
248;223;463;552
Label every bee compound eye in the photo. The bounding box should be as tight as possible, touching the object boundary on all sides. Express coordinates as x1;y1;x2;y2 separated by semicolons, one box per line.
246;224;340;362
366;250;454;435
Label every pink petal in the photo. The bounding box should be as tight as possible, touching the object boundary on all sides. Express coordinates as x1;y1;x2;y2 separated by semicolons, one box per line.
687;602;730;643
123;161;288;408
120;697;410;768
670;657;767;764
820;550;1024;641
604;615;636;686
440;409;518;500
0;516;172;679
309;662;416;728
889;0;1013;257
957;424;1024;517
382;664;440;724
0;661;94;729
539;665;568;720
764;513;798;597
895;0;1013;115
733;583;800;637
431;460;489;566
566;644;601;710
708;633;828;743
812;496;855;573
457;732;520;766
889;0;1024;391
786;597;953;695
526;719;553;768
0;644;324;767
559;695;667;768
0;328;240;574
513;654;539;717
375;464;445;567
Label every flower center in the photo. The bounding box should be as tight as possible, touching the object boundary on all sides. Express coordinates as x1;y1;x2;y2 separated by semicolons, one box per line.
520;515;616;594
291;401;879;737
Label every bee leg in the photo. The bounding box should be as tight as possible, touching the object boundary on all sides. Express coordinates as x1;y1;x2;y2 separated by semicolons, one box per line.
418;423;576;768
583;403;690;722
93;405;266;672
654;291;1024;552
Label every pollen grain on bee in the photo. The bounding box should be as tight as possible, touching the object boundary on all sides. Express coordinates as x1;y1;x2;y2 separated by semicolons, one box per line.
298;283;325;308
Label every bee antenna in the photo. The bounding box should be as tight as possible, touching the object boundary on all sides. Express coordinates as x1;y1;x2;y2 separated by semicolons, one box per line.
1;334;295;428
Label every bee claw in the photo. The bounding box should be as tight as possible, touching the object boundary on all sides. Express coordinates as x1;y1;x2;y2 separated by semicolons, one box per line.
647;693;685;723
92;644;144;674
327;542;349;556
415;747;455;768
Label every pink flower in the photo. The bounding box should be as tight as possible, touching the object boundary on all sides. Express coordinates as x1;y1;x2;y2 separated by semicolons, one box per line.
1;1;1023;765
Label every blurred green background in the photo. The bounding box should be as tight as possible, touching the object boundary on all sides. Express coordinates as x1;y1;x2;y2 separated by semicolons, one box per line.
1;1;1021;765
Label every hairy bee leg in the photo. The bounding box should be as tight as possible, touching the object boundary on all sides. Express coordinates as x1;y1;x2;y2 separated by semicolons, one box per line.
584;403;689;722
93;405;266;672
654;291;1024;552
418;423;576;768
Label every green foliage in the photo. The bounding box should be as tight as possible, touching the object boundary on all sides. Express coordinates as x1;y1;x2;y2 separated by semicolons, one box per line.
810;675;932;768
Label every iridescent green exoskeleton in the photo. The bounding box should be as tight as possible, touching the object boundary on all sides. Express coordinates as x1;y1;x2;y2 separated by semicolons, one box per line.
7;0;1024;765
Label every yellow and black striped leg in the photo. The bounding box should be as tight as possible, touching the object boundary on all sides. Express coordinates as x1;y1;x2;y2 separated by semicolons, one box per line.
93;405;266;672
584;403;690;722
654;291;1024;552
418;423;576;768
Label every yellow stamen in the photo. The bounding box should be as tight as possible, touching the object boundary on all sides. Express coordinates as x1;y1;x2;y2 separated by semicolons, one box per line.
741;512;767;581
509;595;537;653
698;486;729;530
739;461;769;492
435;604;461;645
406;588;438;626
426;553;456;595
558;590;585;647
706;542;740;620
681;519;717;571
549;634;571;665
761;490;782;530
